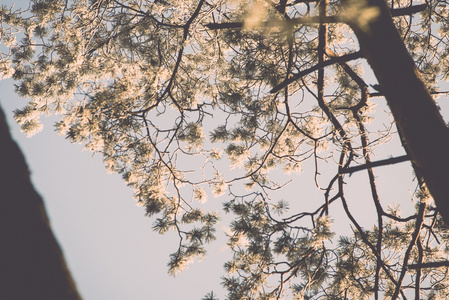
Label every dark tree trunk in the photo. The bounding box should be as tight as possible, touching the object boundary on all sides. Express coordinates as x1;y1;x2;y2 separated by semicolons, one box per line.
0;105;81;300
348;0;449;224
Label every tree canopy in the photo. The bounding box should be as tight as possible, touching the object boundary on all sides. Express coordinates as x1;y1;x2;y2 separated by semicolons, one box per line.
2;0;449;298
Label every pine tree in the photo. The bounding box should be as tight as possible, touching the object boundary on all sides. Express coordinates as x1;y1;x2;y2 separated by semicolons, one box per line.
2;0;449;298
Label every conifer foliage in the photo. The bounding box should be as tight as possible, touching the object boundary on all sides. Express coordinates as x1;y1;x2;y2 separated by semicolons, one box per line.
2;0;449;298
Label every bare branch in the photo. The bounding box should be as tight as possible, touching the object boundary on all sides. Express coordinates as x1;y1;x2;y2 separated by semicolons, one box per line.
271;51;363;93
408;261;449;269
204;16;339;30
204;5;427;30
390;4;427;17
391;201;426;300
341;155;410;175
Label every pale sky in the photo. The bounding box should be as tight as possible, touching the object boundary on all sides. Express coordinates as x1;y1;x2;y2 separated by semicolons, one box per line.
2;1;449;299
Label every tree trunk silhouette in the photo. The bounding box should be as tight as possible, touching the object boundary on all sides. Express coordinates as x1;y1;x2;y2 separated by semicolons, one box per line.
349;0;449;225
0;105;81;300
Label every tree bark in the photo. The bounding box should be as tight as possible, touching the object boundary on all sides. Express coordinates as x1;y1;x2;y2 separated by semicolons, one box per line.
0;105;81;300
347;0;449;225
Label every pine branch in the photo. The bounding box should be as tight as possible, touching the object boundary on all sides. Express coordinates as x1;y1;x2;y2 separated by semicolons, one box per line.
390;4;427;17
205;16;339;30
341;155;410;175
204;5;427;30
408;261;449;269
369;90;449;98
270;51;363;93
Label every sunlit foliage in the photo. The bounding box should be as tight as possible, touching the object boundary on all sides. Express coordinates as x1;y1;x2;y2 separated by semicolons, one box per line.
2;0;449;298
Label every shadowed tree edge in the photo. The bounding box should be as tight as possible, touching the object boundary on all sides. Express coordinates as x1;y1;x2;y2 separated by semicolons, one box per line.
348;0;449;225
0;104;81;300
